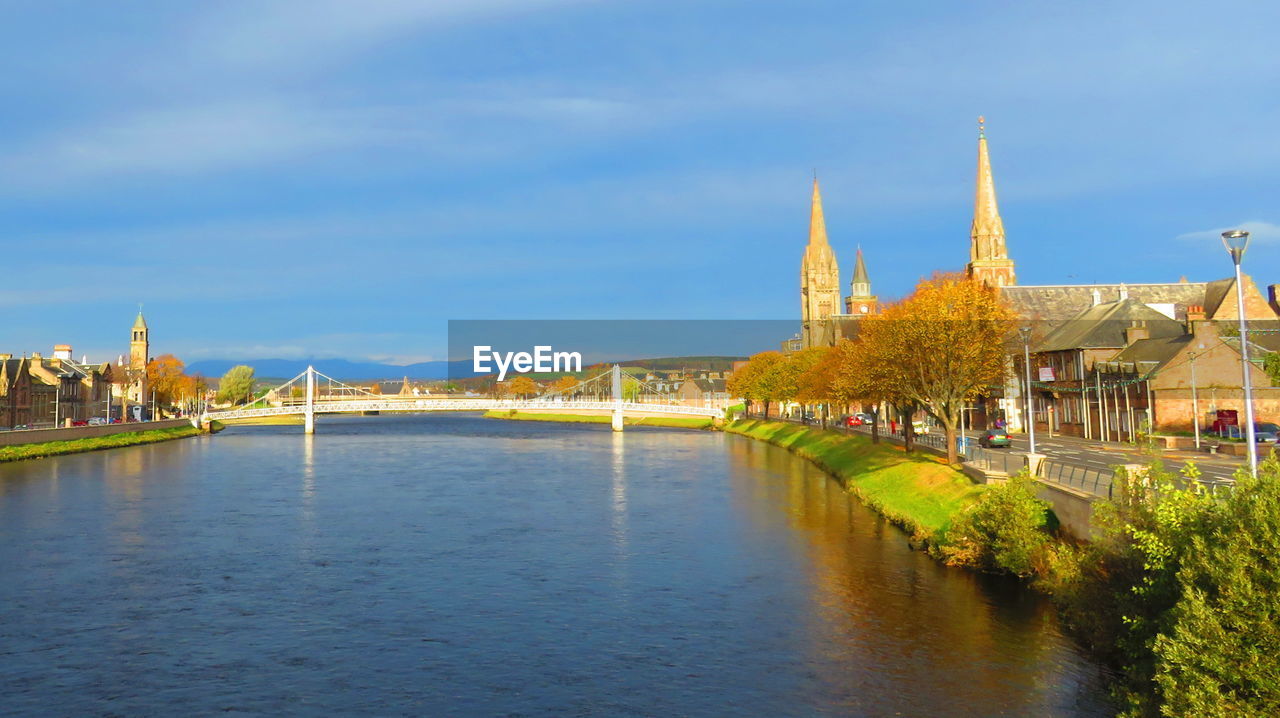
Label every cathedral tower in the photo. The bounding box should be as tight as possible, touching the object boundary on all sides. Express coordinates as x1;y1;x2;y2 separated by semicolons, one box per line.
845;246;878;315
966;117;1017;287
800;178;841;347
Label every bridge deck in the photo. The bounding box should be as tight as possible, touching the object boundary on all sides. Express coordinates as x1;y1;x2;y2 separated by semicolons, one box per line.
207;399;723;422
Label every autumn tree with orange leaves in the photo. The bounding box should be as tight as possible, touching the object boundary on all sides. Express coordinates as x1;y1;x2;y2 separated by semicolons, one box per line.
508;375;540;399
856;273;1015;464
550;375;581;395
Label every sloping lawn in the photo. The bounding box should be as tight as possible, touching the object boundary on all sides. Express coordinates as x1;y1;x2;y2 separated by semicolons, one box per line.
726;419;983;537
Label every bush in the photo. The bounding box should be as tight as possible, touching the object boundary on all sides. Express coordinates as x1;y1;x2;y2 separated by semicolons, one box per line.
1149;459;1280;717
1050;462;1225;716
937;472;1054;577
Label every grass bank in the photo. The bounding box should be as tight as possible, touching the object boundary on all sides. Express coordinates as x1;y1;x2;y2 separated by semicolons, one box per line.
483;410;714;430
0;425;204;463
725;419;983;538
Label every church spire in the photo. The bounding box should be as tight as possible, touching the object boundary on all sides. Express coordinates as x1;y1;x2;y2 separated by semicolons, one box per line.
800;176;841;347
808;176;829;247
845;245;878;316
966;117;1016;287
851;246;870;292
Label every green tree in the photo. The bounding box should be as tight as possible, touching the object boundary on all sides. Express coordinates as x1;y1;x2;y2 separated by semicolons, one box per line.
1051;462;1219;715
1264;351;1280;385
1150;457;1280;716
216;365;256;405
938;473;1053;577
726;352;785;419
774;346;829;422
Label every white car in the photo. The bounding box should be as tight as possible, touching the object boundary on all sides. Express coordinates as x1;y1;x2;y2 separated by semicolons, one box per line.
87;417;108;425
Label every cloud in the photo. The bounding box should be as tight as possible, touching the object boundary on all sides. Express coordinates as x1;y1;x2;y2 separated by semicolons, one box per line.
1176;221;1280;244
191;0;593;73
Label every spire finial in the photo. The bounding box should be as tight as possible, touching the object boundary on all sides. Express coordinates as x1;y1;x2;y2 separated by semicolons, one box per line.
978;115;985;138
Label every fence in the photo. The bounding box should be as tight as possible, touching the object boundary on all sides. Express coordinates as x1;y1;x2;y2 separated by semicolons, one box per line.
1039;459;1114;498
962;442;1022;476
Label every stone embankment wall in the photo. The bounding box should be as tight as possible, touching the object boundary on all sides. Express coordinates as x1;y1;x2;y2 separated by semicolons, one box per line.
0;419;193;448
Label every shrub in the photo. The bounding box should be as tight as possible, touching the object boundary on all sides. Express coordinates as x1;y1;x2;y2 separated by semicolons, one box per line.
1149;458;1280;717
937;472;1053;577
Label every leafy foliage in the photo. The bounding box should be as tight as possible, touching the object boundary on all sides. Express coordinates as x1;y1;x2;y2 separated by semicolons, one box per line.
1149;458;1280;717
725;351;784;418
216;365;256;405
508;375;539;398
937;472;1054;577
854;272;1015;464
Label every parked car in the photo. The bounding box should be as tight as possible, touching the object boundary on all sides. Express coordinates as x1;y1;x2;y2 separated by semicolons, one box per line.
855;413;874;425
71;420;88;427
1253;422;1280;443
979;429;1012;448
87;417;108;426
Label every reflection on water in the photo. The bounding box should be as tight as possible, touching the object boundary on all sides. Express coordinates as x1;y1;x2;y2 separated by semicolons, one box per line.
0;415;1111;716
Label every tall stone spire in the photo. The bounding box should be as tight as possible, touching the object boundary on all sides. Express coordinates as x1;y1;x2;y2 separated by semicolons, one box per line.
809;176;829;246
966;117;1016;287
800;177;842;347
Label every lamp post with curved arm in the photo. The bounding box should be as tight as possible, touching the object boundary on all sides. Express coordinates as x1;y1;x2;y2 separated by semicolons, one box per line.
1222;229;1258;478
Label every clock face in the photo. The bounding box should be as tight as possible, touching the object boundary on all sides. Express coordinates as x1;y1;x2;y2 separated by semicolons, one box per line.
860;305;869;314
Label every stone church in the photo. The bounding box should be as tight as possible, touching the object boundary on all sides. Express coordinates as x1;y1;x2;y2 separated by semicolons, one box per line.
799;179;878;348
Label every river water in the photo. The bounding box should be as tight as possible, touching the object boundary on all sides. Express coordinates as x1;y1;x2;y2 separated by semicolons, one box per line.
0;414;1112;715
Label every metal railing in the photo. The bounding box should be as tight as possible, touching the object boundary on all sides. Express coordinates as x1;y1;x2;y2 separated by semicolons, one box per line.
962;442;1021;476
1039;459;1115;498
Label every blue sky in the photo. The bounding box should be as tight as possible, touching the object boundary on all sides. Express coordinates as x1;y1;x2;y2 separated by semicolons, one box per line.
2;0;1279;365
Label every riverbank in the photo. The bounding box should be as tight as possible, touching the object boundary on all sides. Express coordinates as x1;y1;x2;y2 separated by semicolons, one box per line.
726;419;982;538
0;425;205;463
483;409;714;430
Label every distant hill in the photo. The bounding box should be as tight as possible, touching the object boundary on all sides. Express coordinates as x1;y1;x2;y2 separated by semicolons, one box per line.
187;355;747;382
186;358;455;381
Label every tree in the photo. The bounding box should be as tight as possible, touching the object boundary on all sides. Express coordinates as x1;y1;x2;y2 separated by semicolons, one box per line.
1264;352;1280;385
726;352;785;419
1149;458;1280;716
550;375;580;395
779;346;830;424
508;375;539;398
855;273;1015;464
216;365;256;405
146;354;188;406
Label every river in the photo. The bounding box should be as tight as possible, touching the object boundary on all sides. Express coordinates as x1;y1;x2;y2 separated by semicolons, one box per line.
0;414;1112;715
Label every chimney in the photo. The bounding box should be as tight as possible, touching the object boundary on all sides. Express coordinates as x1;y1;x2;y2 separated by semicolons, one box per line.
53;344;72;361
1186;304;1206;333
1269;284;1280;316
1125;322;1150;345
30;352;41;360
1118;283;1129;301
0;354;10;361
1091;288;1102;306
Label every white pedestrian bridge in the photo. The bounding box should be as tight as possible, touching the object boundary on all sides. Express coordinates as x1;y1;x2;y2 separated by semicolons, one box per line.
202;366;723;433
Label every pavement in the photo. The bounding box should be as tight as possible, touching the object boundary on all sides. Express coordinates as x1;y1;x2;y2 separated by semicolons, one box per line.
979;430;1252;483
765;413;1260;483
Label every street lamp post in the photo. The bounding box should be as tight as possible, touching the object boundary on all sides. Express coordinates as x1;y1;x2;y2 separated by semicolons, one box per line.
1222;229;1258;477
1020;326;1037;454
1189;351;1201;451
